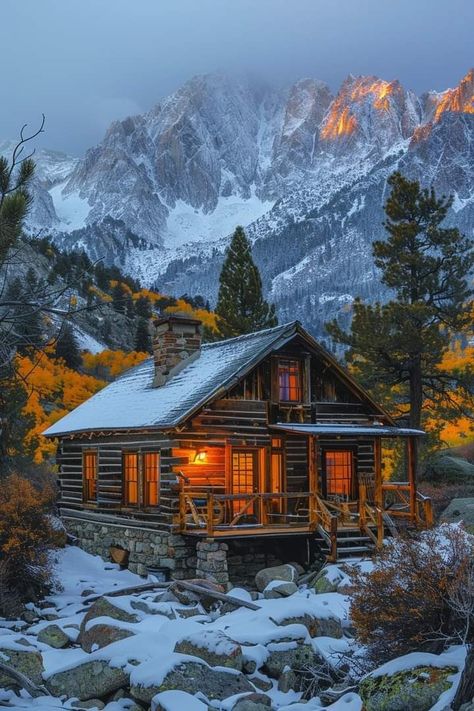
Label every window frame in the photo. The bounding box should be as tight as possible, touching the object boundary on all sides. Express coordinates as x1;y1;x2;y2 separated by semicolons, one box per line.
277;358;304;403
122;450;161;508
322;447;356;499
82;450;98;503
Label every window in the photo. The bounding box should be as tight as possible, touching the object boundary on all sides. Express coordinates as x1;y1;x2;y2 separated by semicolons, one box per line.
123;452;139;505
270;438;285;514
278;359;302;402
143;452;160;506
83;451;97;502
325;450;354;498
123;451;160;507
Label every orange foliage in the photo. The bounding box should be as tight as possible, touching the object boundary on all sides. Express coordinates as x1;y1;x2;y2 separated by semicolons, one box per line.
165;299;217;330
82;349;148;379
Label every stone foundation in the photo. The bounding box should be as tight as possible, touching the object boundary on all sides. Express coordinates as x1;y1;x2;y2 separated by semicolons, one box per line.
63;516;196;578
63;515;313;586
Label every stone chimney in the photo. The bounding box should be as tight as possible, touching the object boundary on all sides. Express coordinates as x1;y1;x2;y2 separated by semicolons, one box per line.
152;313;202;387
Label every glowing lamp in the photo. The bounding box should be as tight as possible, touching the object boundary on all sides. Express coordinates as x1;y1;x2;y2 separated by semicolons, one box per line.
193;449;208;463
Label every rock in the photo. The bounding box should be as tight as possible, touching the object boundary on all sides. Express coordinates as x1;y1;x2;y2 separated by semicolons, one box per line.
174;629;243;670
232;692;272;710
131;659;254;704
80;597;139;640
278;668;298;693
263;581;298;599
80;622;135;653
151;690;208;710
37;624;70;649
46;659;129;700
250;675;273;692
169;578;225;608
359;664;458;711
276;611;342;639
263;642;316;679
310;567;341;594
0;645;44;687
71;700;105;709
255;564;297;592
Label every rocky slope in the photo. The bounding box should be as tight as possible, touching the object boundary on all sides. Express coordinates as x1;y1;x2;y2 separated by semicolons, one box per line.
10;68;474;338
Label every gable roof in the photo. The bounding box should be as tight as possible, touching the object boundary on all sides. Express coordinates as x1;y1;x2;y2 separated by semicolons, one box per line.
43;321;393;437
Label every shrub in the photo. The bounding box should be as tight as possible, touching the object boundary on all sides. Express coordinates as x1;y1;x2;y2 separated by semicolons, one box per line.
0;473;63;615
350;524;474;666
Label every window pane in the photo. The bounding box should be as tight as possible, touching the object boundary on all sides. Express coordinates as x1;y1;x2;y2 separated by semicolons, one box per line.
124;453;139;505
278;360;301;402
326;451;353;497
144;452;160;506
83;452;97;502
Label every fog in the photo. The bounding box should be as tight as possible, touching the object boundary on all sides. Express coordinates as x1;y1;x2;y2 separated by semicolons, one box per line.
1;0;472;155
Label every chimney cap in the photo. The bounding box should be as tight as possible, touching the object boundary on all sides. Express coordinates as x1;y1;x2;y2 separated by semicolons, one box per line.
153;312;202;328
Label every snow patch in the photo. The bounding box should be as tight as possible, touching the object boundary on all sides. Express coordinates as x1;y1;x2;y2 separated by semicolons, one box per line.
49;182;90;232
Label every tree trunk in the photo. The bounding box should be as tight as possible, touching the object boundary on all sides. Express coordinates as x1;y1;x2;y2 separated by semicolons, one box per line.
409;356;423;429
452;645;474;710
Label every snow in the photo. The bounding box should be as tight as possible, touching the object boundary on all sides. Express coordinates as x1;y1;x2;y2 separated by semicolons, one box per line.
49;182;91;232
72;324;106;354
165;191;274;248
152;689;207;711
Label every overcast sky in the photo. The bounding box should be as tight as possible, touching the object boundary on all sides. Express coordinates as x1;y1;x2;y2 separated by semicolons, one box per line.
2;0;473;155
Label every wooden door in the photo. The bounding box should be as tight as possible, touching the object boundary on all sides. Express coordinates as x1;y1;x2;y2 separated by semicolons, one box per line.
231;449;259;519
324;450;354;499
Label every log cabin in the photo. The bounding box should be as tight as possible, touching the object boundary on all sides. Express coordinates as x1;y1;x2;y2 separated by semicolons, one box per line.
44;315;433;585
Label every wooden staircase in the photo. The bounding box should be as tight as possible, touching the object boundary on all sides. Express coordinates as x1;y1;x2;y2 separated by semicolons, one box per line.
315;525;377;560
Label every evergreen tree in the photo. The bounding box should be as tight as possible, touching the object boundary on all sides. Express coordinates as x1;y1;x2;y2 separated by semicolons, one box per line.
135;296;152;319
111;283;126;313
215;226;277;338
134;318;152;353
327;172;474;430
54;324;82;370
5;277;44;354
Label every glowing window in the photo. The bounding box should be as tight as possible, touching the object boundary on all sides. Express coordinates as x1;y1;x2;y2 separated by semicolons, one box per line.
278;359;302;402
143;452;160;506
325;451;353;498
123;452;139;505
83;451;97;502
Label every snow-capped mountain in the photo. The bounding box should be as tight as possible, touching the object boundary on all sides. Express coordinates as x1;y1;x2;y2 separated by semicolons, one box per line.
9;68;474;338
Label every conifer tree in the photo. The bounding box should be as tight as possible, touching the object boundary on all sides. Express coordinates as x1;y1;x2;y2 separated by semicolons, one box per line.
134;318;152;353
215;226;277;338
327;172;474;430
54;324;82;370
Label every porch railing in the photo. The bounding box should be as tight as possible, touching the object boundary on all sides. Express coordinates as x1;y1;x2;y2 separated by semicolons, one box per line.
179;490;313;536
381;482;433;528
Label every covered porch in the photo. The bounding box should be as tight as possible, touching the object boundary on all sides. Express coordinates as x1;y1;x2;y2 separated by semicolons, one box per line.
176;424;433;560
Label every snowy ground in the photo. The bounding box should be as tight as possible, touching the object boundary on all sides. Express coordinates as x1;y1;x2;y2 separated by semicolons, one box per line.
0;547;466;711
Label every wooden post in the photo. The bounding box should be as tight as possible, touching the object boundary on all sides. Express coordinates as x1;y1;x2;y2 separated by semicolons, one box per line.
308;436;318;528
407;437;417;525
374;437;383;508
207;492;214;537
423;498;434;528
329;516;338;562
359;483;367;531
376;507;384;548
178;492;186;532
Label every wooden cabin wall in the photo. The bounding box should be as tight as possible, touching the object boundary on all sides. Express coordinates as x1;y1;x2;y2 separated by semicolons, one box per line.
172;444;226;491
285;435;309;492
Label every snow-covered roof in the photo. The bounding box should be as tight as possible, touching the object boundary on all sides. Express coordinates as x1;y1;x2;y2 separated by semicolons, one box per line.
272;424;425;438
43;322;302;437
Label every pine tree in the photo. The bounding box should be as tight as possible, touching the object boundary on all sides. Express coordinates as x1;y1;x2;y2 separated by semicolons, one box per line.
54;324;82;370
134;318;152;353
215;226;277;338
326;172;474;430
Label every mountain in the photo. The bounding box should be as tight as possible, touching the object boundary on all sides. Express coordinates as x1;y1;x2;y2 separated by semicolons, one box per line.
10;68;474;339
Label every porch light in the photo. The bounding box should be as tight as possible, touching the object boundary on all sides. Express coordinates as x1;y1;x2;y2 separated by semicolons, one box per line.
194;449;208;463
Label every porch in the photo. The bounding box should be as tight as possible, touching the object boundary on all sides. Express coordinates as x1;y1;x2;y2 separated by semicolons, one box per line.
176;423;433;561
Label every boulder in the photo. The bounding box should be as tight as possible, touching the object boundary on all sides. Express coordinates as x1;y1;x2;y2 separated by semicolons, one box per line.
276;611;342;639
255;564;297;592
278;668;298;693
0;645;44;687
169;578;225;608
37;624;70;649
174;629;243;670
131;660;254;705
263;581;298;599
151;690;208;710
232;693;272;710
79;597;139;641
46;659;129;700
70;700;105;709
263;642;316;679
359;664;458;711
310;567;342;594
80;622;135;653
